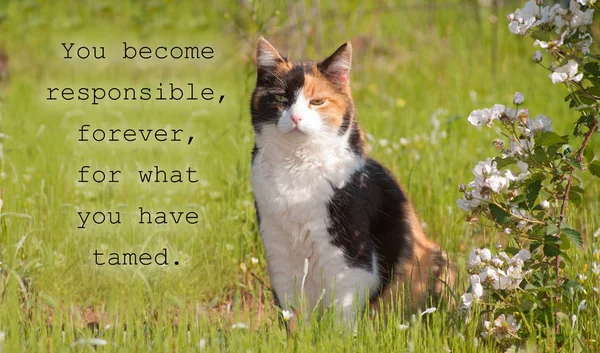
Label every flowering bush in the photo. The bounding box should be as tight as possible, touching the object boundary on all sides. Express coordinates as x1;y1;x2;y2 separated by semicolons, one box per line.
458;0;599;348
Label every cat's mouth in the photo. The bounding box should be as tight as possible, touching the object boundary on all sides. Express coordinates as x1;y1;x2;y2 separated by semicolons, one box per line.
290;126;305;134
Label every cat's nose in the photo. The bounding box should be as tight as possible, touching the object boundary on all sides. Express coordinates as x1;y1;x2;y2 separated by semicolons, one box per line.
291;115;302;125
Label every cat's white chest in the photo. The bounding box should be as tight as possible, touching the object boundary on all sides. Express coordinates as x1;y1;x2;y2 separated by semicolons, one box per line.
251;135;360;245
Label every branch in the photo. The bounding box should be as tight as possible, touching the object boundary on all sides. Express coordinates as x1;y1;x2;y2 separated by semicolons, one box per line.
555;116;599;277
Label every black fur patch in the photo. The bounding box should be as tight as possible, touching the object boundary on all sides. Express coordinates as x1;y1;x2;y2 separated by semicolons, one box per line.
327;158;413;297
347;121;365;157
251;62;314;133
338;106;353;136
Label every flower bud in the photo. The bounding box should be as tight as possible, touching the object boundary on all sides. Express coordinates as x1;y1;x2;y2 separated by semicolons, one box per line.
507;190;517;200
513;92;524;105
465;191;473;201
533;50;542;63
458;184;467;192
504;228;511;235
493;139;505;150
540;200;550;209
535;0;544;5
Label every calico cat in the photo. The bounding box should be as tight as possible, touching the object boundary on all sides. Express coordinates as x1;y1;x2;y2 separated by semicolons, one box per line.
250;37;454;323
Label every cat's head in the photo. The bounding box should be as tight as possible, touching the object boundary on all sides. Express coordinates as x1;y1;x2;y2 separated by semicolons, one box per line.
250;38;356;148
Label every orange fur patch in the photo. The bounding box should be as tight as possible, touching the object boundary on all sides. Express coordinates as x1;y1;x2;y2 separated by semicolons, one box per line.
302;68;352;129
372;202;456;314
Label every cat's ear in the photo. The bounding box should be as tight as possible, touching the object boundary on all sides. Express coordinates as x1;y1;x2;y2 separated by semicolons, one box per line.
318;42;352;85
256;37;285;69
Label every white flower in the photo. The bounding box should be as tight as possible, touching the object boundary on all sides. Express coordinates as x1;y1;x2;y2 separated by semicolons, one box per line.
378;139;389;147
513;92;524;105
533;50;543;62
485;175;509;193
508;1;545;35
282;310;294;321
471;274;484;296
505;266;524;289
483;314;520;341
509;136;534;156
473;158;495;178
492;257;504;268
457;189;487;211
575;33;594;54
231;323;249;329
480;267;500;289
462;293;476;308
72;338;108;347
571;314;577;329
420;307;437;316
505;315;521;332
480;248;492;262
467;250;483;268
504;228;511;235
514;249;532;262
550;60;583;84
594;228;600;238
197;338;207;351
540;200;550;209
498;273;513;290
527;115;553;133
553;3;591;31
578;300;587;311
568;1;594;28
251;257;259;265
468;105;505;127
517;161;529;173
398;323;410;330
592;262;600;275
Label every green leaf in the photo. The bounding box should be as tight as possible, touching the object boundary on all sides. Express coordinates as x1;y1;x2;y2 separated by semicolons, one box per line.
511;194;528;206
584;148;595;163
532;146;551;164
563;280;583;295
590;161;600;178
543;243;561;257
546;223;559;236
584;62;600;76
489;204;511;224
568;189;582;207
567;157;583;171
574;115;596;136
494;156;516;169
531;30;551;42
526;180;542;208
536;131;568;147
562;227;583;247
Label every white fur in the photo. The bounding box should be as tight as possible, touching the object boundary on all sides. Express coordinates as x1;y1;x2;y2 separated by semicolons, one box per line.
277;91;323;135
251;89;380;322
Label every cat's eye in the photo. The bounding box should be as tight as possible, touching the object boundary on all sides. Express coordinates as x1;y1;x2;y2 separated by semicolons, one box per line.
310;99;325;106
274;95;289;103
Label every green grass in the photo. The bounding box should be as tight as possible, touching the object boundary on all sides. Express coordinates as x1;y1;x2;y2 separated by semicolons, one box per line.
0;0;599;352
